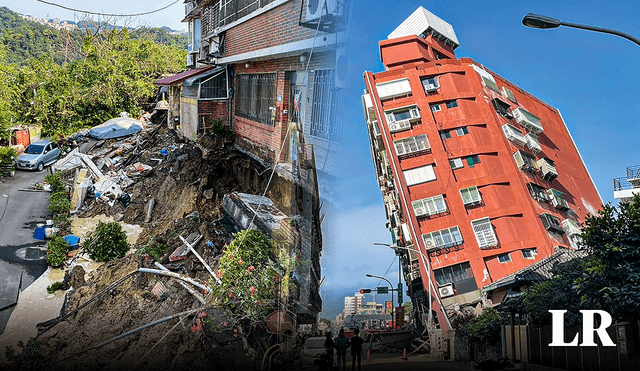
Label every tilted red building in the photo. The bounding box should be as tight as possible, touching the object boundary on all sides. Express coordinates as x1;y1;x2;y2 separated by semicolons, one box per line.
362;7;601;330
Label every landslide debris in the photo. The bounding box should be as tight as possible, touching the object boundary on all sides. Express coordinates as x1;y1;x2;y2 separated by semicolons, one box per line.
3;125;303;371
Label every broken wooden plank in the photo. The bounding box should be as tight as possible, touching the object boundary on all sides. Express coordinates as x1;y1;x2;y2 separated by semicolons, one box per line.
144;198;155;223
169;233;201;262
179;235;221;285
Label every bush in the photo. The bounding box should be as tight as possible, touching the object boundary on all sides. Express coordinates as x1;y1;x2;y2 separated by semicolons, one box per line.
47;236;69;267
49;191;70;215
47;281;65;294
44;171;66;193
83;221;129;262
0;147;16;166
465;307;503;344
211;229;292;321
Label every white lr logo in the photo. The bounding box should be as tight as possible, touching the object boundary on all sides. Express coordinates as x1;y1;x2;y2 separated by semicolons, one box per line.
549;310;616;347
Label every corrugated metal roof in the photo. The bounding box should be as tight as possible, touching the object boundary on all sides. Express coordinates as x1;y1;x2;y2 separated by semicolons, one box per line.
153;66;215;86
482;248;590;293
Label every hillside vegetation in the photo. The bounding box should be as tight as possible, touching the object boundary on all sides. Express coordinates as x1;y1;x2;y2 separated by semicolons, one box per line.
0;7;187;141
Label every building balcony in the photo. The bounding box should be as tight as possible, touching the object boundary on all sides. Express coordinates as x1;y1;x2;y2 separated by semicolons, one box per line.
614;177;640;202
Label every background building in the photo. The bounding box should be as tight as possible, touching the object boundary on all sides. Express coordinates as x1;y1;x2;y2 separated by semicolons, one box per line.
362;7;601;330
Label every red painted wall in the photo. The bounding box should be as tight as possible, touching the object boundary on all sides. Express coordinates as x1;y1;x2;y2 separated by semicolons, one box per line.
365;38;602;303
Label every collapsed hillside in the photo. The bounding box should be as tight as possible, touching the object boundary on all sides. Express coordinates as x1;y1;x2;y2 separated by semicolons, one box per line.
4;124;321;370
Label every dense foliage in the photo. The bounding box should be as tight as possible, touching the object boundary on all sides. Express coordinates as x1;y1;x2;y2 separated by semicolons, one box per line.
47;236;69;267
83;221;130;262
452;307;503;344
515;195;640;324
211;230;293;322
0;6;186;139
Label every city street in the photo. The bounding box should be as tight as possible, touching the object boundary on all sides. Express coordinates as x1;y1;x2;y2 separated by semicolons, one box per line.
0;169;50;334
342;353;473;371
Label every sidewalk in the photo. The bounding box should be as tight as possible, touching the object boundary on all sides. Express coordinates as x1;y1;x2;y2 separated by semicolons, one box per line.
0;267;65;363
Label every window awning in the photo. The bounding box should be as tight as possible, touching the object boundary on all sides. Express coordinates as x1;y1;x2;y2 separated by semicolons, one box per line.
183;66;226;86
153;66;216;86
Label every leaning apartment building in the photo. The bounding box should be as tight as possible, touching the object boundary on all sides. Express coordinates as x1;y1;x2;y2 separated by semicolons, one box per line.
361;7;602;330
154;0;350;327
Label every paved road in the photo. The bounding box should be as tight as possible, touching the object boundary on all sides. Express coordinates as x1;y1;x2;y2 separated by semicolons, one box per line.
0;169;50;334
351;354;473;371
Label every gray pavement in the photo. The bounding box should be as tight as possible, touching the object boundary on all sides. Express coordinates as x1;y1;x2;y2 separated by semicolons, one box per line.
331;353;474;371
0;169;50;334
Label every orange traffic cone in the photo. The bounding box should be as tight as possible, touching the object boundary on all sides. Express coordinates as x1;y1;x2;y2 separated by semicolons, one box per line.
366;349;371;362
402;348;408;361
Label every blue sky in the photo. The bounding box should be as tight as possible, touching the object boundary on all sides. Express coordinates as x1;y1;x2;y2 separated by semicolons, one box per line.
4;0;640;316
320;0;640;315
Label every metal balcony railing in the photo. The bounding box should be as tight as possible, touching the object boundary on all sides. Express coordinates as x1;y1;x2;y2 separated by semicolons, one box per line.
626;165;640;181
614;177;639;192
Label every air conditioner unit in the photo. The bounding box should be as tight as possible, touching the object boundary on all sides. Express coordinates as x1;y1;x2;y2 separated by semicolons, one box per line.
438;284;454;298
414;206;426;216
209;35;222;56
334;45;347;89
424;84;437;92
305;0;342;23
562;218;581;236
186;53;195;68
409;107;421;120
388;119;411;133
424;239;437;252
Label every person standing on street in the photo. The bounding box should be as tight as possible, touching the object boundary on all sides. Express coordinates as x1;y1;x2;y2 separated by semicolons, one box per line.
324;331;335;370
335;328;350;371
350;328;364;371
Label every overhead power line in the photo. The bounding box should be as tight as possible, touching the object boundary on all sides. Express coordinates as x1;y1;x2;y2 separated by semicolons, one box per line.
34;0;181;17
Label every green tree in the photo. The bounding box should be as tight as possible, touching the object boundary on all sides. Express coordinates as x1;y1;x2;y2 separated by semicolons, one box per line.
578;195;640;321
83;221;130;262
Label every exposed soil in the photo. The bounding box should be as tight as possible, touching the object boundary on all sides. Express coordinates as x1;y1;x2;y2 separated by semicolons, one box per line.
3;127;301;370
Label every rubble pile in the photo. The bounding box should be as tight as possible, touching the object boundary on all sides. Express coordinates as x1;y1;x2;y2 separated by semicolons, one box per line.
6;124;305;370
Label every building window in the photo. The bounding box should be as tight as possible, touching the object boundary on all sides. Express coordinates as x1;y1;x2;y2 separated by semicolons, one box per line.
376;78;412;99
471;217;498;249
449;158;463;170
527;183;549;202
403;165;436;186
310;69;343;141
434;262;478;295
236;73;277;126
421;77;439;93
412;194;446;217
540;213;564;234
492;98;513;119
199;70;228;99
466;155;480;167
440;130;451;139
386;106;420;123
547;188;570;210
482;76;501;93
446;100;458;109
460;186;481;205
394;134;430;156
423;226;463;251
430;104;442;112
513;150;538;173
503;87;517;103
522;248;537;259
498;253;511;263
455;126;468;136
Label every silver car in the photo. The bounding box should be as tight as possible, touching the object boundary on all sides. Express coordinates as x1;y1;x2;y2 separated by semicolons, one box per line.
16;139;61;171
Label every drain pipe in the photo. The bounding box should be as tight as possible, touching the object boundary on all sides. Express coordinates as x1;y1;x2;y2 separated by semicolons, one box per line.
138;268;212;293
153;262;207;305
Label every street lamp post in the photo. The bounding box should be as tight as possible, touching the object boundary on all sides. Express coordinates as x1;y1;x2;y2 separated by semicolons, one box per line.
522;13;640;47
365;273;394;329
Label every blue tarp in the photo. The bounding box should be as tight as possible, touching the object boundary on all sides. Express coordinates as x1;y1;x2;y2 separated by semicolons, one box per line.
63;235;80;250
89;117;144;140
